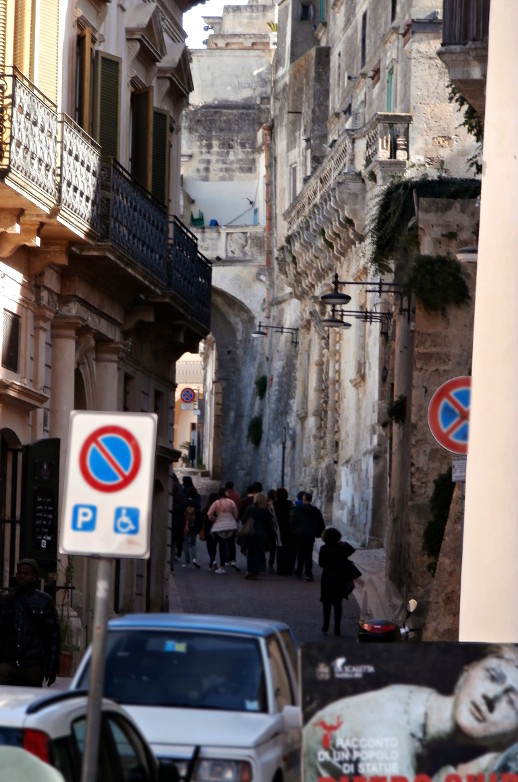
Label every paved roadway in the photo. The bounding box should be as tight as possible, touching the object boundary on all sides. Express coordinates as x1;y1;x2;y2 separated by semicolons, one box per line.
169;468;386;646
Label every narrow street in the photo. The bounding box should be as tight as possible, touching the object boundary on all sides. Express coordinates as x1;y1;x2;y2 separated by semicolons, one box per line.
170;469;385;645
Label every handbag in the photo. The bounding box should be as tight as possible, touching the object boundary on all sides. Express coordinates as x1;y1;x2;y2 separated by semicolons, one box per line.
237;516;254;541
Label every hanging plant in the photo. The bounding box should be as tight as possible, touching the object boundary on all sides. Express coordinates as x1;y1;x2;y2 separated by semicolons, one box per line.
387;394;406;425
248;415;263;446
255;375;267;400
404;254;470;315
369;177;481;275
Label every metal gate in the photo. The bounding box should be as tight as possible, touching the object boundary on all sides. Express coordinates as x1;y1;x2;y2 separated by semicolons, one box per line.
0;432;23;590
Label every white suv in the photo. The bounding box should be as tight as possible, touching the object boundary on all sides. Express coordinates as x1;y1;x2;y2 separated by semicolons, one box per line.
71;613;302;782
0;686;177;782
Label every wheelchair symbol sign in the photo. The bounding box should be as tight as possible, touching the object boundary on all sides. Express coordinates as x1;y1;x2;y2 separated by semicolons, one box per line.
114;507;139;535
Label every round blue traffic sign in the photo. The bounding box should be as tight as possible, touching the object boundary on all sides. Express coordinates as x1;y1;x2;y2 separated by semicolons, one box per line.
79;426;141;492
180;387;195;404
428;376;471;454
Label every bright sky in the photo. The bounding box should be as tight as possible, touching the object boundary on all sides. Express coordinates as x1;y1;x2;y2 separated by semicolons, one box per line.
183;0;248;49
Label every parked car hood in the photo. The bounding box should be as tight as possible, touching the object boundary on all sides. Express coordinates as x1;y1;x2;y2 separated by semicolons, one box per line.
122;706;284;750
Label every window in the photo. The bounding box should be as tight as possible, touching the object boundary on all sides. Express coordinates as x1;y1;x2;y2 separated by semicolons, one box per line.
93;51;121;159
387;67;394;112
267;636;294;710
152;109;170;205
391;0;397;23
2;310;20;372
319;0;326;24
13;0;58;102
75;27;94;133
289;163;298;202
123;374;134;412
300;1;312;21
361;11;367;69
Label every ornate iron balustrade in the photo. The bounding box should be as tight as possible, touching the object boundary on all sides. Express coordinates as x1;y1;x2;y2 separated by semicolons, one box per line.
0;68;58;205
167;217;212;330
284;112;411;234
442;0;490;45
58;115;101;236
100;158;168;282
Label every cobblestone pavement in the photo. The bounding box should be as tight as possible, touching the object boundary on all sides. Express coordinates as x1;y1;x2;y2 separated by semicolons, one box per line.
171;469;386;646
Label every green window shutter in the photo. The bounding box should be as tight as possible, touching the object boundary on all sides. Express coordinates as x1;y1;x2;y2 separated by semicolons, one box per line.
94;51;121;159
0;0;6;68
131;87;153;190
37;0;58;103
151;108;169;205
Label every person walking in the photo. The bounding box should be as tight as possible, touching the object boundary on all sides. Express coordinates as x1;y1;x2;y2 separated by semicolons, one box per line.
183;501;201;568
290;491;325;581
207;487;239;573
318;526;361;636
171;481;186;567
200;491;218;570
241;493;275;580
225;481;241;509
266;490;281;573
0;559;60;686
273;488;294;575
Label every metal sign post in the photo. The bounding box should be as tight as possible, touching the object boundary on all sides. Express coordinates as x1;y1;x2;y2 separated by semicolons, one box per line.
60;411;157;782
80;557;113;782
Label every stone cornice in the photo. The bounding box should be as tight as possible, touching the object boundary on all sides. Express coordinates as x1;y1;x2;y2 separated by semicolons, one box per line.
0;379;49;410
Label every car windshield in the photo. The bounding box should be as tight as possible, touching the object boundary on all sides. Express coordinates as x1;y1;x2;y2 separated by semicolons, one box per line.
77;630;267;713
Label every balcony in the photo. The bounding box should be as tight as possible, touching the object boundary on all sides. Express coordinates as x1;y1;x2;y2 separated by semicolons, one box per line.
438;0;489;117
167;217;212;331
279;113;411;298
0;68;101;238
100;158;168;282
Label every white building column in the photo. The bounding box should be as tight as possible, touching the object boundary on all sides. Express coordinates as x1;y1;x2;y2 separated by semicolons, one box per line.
95;341;123;410
50;318;81;482
460;1;518;640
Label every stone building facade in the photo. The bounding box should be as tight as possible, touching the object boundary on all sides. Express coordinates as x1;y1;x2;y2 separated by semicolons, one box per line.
0;0;210;648
186;0;485;624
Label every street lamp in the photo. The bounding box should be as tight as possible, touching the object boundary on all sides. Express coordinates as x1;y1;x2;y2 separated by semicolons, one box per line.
252;322;299;346
320;272;409;319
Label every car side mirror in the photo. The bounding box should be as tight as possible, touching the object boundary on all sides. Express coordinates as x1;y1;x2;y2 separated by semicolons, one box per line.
282;704;302;730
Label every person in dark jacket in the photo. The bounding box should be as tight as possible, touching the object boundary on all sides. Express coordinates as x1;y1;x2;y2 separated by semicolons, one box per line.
0;558;60;686
171;481;186;565
318;527;360;636
241;493;275;580
274;487;294;575
290;492;325;581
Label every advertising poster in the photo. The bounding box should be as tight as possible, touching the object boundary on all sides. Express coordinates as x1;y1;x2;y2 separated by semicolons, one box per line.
301;641;518;782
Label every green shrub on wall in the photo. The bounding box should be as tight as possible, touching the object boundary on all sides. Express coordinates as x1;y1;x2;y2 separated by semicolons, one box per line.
255;375;267;400
404;255;470;315
387;394;406;425
248;415;263;446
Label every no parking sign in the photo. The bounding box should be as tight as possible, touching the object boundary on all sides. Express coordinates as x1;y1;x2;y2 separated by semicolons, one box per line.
428;376;471;454
60;411;157;558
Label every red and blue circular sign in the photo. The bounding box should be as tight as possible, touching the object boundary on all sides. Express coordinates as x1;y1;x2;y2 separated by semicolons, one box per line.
79;426;142;492
180;387;196;404
428;376;471;454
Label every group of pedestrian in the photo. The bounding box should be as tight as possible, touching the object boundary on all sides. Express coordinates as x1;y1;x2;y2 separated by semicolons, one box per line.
172;475;361;636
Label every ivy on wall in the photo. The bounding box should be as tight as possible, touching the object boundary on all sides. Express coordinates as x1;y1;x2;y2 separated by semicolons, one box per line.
248;415;263;446
370;177;481;276
404;254;471;316
255;375;267;400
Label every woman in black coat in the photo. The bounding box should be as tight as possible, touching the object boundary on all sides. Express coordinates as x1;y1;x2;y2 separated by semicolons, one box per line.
318;526;360;636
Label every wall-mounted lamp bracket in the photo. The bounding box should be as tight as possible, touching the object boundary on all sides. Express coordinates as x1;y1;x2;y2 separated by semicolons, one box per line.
321;273;410;320
252;322;299;346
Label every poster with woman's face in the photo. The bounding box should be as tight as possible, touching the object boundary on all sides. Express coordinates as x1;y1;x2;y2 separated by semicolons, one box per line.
301;642;518;782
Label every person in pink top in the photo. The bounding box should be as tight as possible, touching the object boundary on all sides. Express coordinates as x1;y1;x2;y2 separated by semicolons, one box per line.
207;487;240;573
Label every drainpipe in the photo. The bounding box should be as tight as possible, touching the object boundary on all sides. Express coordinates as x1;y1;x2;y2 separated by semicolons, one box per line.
263;123;272;319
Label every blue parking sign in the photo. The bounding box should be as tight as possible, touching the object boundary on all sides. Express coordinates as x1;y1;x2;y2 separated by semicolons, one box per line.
72;505;97;531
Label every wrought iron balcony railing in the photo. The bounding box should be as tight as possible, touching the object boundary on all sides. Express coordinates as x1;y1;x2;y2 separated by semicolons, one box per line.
167;217;212;331
100;157;168;282
59;115;101;235
442;0;490;45
0;68;58;206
